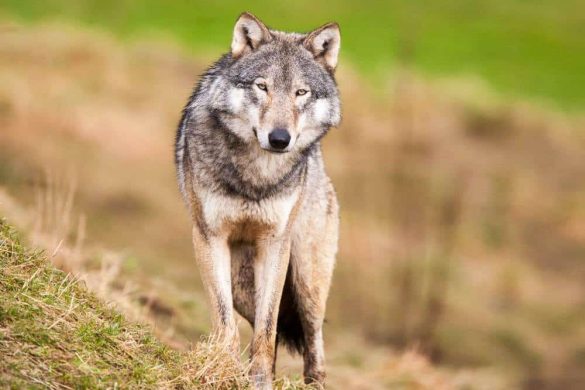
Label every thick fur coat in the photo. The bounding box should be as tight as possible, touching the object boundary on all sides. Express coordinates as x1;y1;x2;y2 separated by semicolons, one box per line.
175;12;341;389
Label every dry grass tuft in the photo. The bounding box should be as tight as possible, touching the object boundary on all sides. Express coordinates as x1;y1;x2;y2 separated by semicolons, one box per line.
182;332;251;389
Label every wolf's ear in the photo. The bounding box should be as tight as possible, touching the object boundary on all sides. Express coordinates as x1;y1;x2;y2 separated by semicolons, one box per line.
231;12;272;59
303;22;341;72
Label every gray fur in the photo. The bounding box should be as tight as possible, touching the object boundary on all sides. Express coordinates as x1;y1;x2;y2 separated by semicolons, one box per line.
175;13;341;389
176;36;340;201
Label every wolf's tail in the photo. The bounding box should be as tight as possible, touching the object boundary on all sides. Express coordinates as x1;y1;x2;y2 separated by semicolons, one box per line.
276;264;306;355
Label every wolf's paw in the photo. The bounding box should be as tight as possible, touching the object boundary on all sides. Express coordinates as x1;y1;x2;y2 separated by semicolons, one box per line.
304;369;326;387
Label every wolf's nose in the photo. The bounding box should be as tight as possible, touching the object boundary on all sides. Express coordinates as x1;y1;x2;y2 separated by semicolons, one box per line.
268;128;291;150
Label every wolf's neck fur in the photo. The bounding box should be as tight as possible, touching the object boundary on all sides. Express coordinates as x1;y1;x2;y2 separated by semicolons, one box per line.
187;111;316;202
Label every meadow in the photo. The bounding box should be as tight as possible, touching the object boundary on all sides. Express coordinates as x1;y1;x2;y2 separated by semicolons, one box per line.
0;2;584;389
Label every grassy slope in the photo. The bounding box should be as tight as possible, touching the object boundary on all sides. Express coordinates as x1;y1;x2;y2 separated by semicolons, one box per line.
0;220;179;387
0;0;584;109
0;219;259;389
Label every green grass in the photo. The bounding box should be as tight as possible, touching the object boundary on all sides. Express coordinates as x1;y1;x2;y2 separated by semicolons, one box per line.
1;0;584;109
0;218;316;388
0;219;184;387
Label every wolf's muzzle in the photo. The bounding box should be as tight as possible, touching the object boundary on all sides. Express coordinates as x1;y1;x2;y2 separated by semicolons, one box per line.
268;128;291;150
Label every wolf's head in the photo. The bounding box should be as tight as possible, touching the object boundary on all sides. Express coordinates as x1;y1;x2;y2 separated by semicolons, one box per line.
209;12;341;154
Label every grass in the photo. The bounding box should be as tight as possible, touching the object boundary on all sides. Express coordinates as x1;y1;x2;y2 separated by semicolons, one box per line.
0;218;314;388
0;0;584;109
0;219;180;388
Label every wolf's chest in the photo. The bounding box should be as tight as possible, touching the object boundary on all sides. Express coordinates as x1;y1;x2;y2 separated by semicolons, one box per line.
199;188;299;236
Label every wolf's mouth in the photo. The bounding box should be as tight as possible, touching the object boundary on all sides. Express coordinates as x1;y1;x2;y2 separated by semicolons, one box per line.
260;144;289;154
266;148;288;154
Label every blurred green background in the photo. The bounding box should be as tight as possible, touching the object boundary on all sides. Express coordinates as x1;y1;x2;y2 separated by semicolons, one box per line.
2;0;585;109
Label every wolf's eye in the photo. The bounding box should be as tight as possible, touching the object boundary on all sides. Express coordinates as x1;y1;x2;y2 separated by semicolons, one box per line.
296;89;309;96
256;82;268;91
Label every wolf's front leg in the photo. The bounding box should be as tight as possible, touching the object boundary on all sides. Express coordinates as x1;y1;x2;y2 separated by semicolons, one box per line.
191;225;239;355
250;235;291;390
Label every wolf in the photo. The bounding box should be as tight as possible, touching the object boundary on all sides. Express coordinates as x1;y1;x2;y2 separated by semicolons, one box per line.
175;12;341;389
